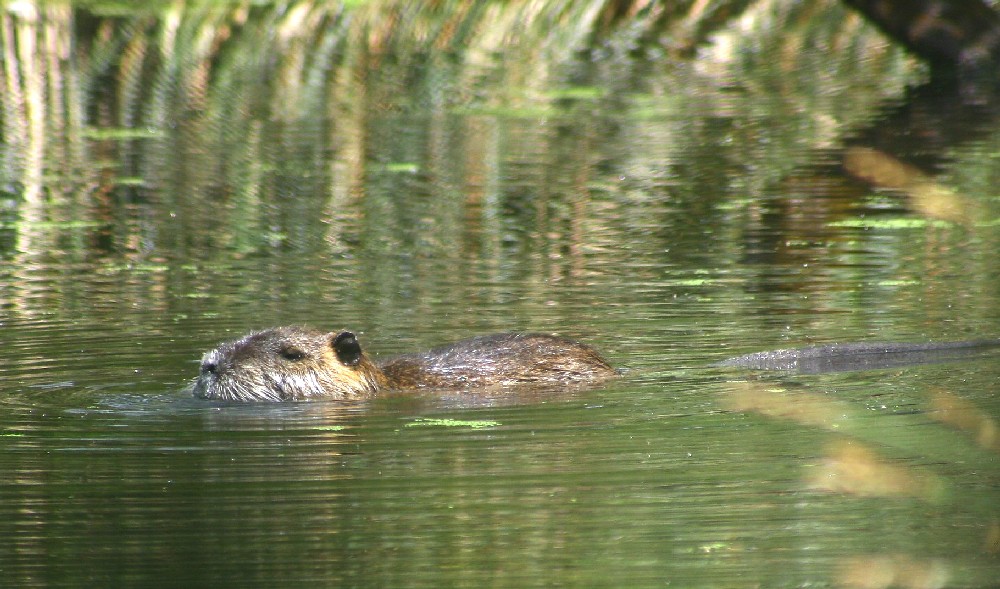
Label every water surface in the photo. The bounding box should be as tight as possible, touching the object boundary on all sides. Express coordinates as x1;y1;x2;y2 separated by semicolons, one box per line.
2;3;1000;587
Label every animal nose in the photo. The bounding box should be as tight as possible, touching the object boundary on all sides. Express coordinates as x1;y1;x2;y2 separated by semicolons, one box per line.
200;350;223;376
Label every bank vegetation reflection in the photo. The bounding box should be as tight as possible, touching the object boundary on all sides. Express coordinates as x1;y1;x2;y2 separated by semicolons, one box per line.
725;380;1000;588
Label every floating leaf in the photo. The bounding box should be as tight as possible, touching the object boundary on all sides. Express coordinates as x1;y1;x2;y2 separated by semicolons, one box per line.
405;418;501;429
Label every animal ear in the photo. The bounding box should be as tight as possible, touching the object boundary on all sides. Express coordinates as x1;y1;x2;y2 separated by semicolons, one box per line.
332;331;363;366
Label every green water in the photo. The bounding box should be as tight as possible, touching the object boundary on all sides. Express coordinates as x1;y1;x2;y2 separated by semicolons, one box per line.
2;2;1000;587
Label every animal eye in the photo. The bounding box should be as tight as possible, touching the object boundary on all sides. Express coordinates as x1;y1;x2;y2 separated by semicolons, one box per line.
280;347;306;361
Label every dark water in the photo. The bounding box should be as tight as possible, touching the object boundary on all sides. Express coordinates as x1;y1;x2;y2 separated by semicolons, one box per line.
3;4;1000;587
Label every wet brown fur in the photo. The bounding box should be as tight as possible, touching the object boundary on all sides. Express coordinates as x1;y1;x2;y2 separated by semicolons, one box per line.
191;327;615;402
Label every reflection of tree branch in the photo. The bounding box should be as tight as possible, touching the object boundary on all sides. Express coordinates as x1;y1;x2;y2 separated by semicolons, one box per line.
833;80;1000;227
837;553;950;589
753;2;1000;249
723;379;1000;504
844;0;1000;98
843;146;978;224
928;389;1000;453
745;78;999;280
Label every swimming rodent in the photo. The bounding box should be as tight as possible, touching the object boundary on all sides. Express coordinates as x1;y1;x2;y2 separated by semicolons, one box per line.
191;326;617;402
191;327;1000;401
717;339;1000;374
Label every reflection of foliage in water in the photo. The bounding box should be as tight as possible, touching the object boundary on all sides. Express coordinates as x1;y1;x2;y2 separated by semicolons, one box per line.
0;1;914;254
0;1;934;339
726;377;1000;587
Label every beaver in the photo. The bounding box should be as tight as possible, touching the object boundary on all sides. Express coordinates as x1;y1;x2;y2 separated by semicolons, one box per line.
191;327;617;402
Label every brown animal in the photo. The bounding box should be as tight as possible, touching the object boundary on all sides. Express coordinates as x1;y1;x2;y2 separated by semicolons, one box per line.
191;326;616;402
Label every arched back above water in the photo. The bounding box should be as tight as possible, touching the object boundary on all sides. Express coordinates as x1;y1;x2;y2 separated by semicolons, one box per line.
2;3;999;587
